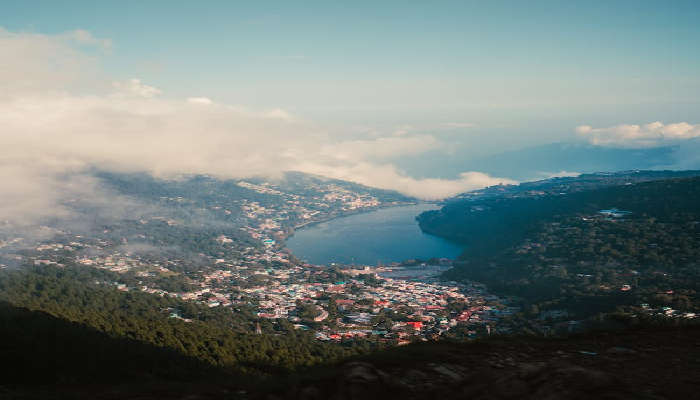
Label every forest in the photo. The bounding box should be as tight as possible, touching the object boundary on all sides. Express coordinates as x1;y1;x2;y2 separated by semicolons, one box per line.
0;265;375;378
419;176;700;319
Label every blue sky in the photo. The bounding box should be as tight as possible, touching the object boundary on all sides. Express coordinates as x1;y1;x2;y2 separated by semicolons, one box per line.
1;1;700;206
4;1;698;131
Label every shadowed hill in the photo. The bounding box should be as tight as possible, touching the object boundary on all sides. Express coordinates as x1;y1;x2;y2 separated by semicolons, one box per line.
0;300;247;399
261;326;700;400
2;303;698;399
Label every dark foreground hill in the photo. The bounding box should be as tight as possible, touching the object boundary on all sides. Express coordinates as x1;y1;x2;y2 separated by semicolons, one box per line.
1;300;698;400
0;301;242;399
270;326;700;400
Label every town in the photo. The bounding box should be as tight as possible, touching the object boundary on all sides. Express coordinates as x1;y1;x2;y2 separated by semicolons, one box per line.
0;174;515;343
17;233;516;343
3;172;697;344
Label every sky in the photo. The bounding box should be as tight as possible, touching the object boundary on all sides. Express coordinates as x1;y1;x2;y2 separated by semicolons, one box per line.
1;1;700;223
4;1;699;124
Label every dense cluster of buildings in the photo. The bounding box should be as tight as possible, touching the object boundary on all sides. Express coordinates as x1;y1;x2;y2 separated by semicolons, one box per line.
16;226;516;342
4;175;516;342
245;266;514;341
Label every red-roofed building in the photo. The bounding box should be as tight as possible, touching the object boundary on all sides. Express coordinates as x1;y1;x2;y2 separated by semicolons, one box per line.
326;286;345;294
406;321;423;331
457;311;471;321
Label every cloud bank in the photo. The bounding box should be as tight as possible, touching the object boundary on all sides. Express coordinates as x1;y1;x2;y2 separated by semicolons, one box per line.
0;28;512;225
577;122;700;148
536;171;582;180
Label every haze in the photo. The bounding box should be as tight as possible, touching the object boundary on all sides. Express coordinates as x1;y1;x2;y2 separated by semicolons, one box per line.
2;1;700;224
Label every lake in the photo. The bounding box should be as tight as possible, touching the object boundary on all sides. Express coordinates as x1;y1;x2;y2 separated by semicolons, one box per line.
286;203;463;266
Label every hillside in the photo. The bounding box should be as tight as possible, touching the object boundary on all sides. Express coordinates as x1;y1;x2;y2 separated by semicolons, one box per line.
0;300;231;387
0;170;418;345
2;304;698;400
265;326;700;400
0;265;375;378
1;171;699;398
417;174;700;330
419;171;700;252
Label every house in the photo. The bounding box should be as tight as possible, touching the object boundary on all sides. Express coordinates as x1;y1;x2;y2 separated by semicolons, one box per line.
406;321;423;331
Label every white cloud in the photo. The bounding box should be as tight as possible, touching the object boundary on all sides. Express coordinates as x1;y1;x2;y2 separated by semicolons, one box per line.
536;171;581;179
112;78;162;98
63;29;112;50
577;121;700;148
0;27;106;98
295;161;515;200
187;97;213;105
323;135;441;161
0;27;513;225
263;108;296;121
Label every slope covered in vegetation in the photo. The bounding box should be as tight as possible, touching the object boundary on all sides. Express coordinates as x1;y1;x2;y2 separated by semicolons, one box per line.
0;265;375;376
418;175;700;322
2;303;698;400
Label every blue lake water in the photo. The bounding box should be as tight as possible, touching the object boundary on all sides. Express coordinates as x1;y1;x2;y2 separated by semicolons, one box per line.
286;203;463;266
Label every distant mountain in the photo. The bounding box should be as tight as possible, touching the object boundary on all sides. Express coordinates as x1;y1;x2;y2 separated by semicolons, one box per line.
450;169;700;201
395;143;678;181
466;143;678;180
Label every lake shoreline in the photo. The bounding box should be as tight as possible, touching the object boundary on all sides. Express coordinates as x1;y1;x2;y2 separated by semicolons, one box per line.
286;201;423;238
284;202;462;266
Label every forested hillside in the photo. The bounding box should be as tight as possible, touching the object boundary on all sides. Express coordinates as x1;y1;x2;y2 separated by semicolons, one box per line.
0;265;374;376
0;300;223;384
418;176;700;322
3;301;698;399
